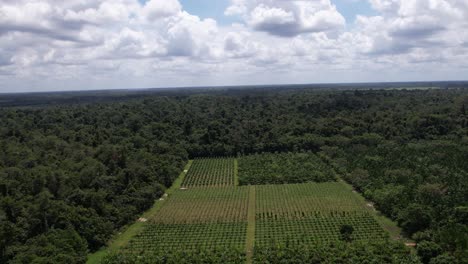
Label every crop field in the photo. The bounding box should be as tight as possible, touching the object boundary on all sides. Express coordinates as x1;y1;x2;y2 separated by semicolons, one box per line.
254;183;388;247
255;183;365;217
151;186;249;224
182;157;235;187
125;222;247;252
238;152;337;185
125;185;249;253
117;156;391;263
255;214;387;247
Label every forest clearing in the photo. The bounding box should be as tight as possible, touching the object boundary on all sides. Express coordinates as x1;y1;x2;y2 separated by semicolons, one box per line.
100;156;408;263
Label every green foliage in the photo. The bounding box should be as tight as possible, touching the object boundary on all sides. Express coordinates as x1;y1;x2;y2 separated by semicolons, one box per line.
340;224;355;242
182;158;235;187
125;222;247;253
255;183;388;247
253;241;421;264
150;187;249;224
102;247;246;264
0;102;187;262
9;229;88;264
428;254;458;264
398;204;433;235
124;186;248;255
0;87;467;262
238;152;337;185
417;241;443;264
340;140;468;261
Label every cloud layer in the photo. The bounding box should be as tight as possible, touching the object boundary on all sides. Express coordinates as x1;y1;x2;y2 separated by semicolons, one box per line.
0;0;467;92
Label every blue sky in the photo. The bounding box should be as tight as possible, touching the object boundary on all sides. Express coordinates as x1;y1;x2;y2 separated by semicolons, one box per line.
0;0;466;92
139;0;377;25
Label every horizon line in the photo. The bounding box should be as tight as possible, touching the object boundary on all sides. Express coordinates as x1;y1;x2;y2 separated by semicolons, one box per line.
1;80;468;95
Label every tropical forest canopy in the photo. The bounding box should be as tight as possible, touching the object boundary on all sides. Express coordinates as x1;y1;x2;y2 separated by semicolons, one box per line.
0;86;467;263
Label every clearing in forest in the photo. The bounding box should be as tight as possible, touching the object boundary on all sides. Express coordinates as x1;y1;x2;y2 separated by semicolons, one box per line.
115;155;392;262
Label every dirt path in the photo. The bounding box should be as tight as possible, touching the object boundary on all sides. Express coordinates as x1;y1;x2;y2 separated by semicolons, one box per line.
245;185;256;264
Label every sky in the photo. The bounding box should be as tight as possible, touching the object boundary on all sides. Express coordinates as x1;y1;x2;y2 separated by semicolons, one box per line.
0;0;467;93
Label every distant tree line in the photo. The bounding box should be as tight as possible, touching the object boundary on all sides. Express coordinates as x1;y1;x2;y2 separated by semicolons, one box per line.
0;88;467;263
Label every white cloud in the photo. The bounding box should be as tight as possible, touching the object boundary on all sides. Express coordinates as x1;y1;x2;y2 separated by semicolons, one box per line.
143;0;182;20
359;0;468;55
225;0;247;16
0;0;467;92
369;0;400;13
226;0;345;37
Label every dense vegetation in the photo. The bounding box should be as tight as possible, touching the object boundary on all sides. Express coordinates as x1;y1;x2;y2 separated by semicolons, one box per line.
0;87;467;263
102;247;246;264
253;241;420;263
238;152;336;185
339;142;468;262
107;158;392;264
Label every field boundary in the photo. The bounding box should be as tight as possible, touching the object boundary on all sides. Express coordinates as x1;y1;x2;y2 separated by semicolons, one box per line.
245;185;256;264
86;160;193;264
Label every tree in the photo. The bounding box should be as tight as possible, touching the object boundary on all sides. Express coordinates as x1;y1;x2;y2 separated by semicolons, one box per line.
340;224;354;242
398;204;433;235
417;241;442;264
429;254;458;264
10;228;88;264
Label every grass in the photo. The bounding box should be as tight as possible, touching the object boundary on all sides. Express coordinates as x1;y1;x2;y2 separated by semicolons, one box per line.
86;160;193;264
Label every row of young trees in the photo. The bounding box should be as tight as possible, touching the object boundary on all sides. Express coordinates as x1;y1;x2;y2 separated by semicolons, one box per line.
0;87;466;263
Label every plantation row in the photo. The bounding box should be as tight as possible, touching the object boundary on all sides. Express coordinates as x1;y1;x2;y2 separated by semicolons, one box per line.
151;187;249;224
103;248;246;264
255;214;387;247
254;183;387;247
255;183;365;215
181;154;338;188
125;222;247;253
252;241;419;263
122;181;389;261
182;157;235;187
238;152;337;185
105;241;416;264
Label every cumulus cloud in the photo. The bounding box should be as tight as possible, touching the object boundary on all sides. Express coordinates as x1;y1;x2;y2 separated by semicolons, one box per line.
226;0;345;37
0;0;467;92
360;0;468;55
143;0;182;20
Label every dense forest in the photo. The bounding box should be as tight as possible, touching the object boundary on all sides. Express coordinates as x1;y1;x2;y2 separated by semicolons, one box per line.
0;87;467;263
